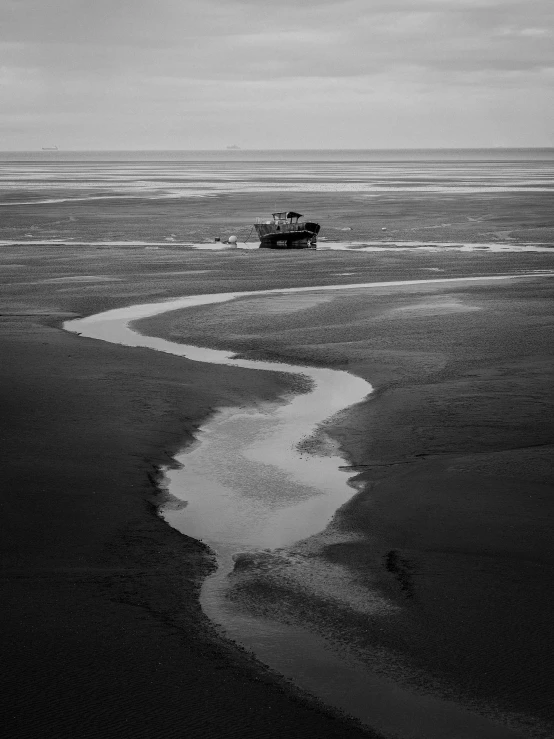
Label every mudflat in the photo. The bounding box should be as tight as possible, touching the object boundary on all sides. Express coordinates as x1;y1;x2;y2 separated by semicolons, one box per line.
140;261;554;736
1;237;553;737
0;245;383;739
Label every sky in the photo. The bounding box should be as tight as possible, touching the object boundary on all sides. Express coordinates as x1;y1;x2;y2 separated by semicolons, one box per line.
1;0;553;150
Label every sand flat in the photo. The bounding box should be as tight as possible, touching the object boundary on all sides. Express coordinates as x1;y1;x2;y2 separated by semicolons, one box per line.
1;171;553;739
138;267;554;737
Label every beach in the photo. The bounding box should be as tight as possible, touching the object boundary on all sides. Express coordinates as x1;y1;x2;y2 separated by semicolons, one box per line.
1;153;553;738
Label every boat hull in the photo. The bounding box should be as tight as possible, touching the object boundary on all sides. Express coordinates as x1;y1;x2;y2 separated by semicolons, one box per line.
255;222;320;249
259;231;317;249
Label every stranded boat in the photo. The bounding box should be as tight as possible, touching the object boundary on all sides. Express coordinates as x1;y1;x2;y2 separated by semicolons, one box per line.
255;211;320;249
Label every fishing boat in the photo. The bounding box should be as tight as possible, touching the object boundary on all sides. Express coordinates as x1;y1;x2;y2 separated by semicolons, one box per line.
255;212;320;249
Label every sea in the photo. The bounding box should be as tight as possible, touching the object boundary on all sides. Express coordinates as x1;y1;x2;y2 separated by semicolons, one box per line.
1;149;554;207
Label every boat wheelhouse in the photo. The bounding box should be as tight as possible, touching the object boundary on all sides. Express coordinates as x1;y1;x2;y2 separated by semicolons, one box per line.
255;212;320;249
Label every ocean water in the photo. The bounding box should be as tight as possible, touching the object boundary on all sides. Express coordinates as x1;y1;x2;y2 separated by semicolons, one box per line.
2;148;554;162
1;150;554;206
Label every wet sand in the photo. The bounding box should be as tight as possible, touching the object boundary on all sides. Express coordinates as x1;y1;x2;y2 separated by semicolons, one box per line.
1;234;553;738
0;246;385;739
2;154;554;248
2;189;554;247
138;268;554;737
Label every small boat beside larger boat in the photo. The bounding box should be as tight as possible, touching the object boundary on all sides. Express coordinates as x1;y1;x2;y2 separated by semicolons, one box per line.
255;211;320;249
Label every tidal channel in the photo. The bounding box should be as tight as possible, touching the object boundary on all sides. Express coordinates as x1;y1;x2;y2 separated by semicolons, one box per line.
65;276;533;739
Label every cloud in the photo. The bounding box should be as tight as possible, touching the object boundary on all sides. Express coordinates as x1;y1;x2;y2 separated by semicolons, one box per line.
3;0;552;76
0;0;552;147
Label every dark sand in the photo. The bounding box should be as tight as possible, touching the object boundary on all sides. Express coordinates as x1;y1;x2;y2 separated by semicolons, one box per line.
1;246;385;739
139;263;554;737
2;185;554;246
1;194;553;738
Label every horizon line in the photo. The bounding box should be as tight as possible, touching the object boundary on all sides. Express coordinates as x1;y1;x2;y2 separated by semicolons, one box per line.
2;146;554;153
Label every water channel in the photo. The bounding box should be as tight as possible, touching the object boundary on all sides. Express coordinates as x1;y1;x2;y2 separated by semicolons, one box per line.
65;276;534;739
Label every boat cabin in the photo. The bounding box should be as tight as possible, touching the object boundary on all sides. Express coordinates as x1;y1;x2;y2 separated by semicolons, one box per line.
272;211;303;224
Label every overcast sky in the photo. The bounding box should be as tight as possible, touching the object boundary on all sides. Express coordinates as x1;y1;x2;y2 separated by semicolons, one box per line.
1;0;553;149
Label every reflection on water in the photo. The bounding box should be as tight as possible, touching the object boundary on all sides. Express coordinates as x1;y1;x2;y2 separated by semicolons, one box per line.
163;388;366;552
64;277;534;739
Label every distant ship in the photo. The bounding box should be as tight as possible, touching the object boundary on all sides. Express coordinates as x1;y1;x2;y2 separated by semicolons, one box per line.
226;145;241;150
255;211;321;249
41;146;58;151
